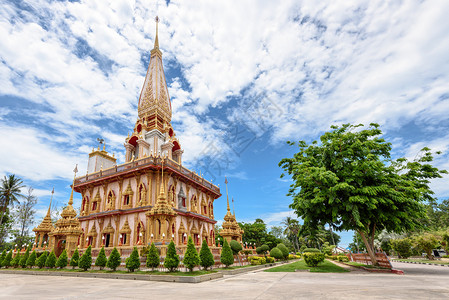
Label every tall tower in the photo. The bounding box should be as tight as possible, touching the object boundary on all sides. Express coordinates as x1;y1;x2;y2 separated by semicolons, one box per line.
125;16;183;164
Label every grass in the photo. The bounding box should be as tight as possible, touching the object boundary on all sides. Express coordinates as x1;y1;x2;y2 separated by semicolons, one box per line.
0;267;216;276
264;259;349;273
394;258;449;265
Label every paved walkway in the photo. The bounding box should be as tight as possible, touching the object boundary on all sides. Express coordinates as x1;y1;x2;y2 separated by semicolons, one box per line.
1;263;449;299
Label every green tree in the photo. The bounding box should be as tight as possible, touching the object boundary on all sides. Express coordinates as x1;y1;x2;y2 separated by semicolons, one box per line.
56;249;68;269
146;242;160;271
78;245;92;271
70;248;79;269
183;236;200;272
19;248;30;268
425;199;449;230
199;239;214;270
391;238;413;259
220;239;234;268
269;247;283;260
280;123;447;265
2;250;13;268
11;252;21;268
0;249;6;266
415;233;439;260
36;251;47;268
125;247;140;272
45;250;56;268
95;247;107;270
281;217;301;252
26;250;37;268
164;241;180;272
107;247;121;271
12;187;37;247
0;175;25;230
230;240;242;255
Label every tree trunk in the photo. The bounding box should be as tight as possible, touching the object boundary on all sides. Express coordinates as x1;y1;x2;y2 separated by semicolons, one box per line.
358;231;379;266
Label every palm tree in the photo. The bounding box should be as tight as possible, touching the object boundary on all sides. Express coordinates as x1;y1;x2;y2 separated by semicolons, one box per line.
0;175;25;227
282;217;301;252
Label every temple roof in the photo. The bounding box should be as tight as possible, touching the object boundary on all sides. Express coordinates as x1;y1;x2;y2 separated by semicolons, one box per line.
137;16;172;122
33;199;54;233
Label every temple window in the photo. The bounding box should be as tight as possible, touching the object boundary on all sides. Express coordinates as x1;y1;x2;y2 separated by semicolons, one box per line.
123;195;130;206
120;233;127;245
92;201;97;211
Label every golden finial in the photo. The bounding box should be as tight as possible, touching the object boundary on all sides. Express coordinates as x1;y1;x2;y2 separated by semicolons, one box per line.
69;164;78;206
232;198;235;216
46;187;54;216
154;16;159;49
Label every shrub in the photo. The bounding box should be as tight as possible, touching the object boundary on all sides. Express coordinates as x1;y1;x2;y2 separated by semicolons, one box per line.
270;247;283;260
95;247;107;270
78;245;92;271
242;249;252;256
288;254;297;260
36;251;47;268
107;247;121;271
126;247;141;272
45;251;57;268
183;237;200;272
230;240;243;255
26;250;37;268
199;239;215;271
2;250;13;268
20;248;30;268
266;256;275;263
146;243;160;271
164;241;180;272
220;239;234;268
261;244;270;254
248;256;266;265
12;253;21;268
56;249;68;269
70;248;79;269
415;233;439;260
303;248;320;253
256;247;263;254
337;255;349;262
322;242;335;256
303;252;325;267
391;238;413;259
277;243;289;260
0;249;6;267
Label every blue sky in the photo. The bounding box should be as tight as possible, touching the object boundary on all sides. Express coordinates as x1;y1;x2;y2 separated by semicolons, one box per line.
1;0;449;248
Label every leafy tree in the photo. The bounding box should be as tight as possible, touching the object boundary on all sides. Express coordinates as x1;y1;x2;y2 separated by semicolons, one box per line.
425;199;449;230
107;247;121;271
56;249;68;269
78;245;92;271
239;219;281;249
269;247;283;260
230;240;242;255
281;217;301;251
269;226;285;240
19;248;30;268
125;247;141;272
280;123;447;265
2;250;13;268
26;250;37;268
11;252;21;268
391;238;413;259
321;242;335;256
0;249;6;266
45;250;56;268
12;187;37;247
415;233;439;260
36;251;47;268
146;242;160;271
183;236;200;272
164;241;179;272
220;239;234;268
277;243;289;260
199;239;214;270
70;248;79;269
95;247;107;270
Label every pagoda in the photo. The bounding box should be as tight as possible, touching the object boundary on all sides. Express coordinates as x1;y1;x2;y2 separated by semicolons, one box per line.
220;178;244;243
72;17;221;254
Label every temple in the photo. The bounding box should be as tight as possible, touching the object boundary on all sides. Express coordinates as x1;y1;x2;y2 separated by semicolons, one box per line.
33;17;244;258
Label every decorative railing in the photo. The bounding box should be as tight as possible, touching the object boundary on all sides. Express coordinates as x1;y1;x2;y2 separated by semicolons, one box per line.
74;156;220;194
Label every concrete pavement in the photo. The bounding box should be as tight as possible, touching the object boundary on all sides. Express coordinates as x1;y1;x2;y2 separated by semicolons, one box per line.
1;262;449;299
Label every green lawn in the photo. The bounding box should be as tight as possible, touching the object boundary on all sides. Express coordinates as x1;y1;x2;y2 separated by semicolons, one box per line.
264;259;349;273
394;259;449;265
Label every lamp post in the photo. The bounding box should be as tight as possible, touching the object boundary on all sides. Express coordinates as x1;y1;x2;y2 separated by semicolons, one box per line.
119;234;123;246
183;233;187;245
102;235;105;247
138;232;143;245
150;233;154;243
162;233;165;245
43;241;47;250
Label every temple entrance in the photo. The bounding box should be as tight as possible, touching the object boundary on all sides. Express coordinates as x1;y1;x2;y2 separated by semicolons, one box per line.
55;237;66;257
104;234;111;247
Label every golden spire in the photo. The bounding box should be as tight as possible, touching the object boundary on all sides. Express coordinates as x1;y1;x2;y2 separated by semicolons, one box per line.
46;187;54;217
158;157;166;200
68;164;78;206
154;16;159;49
225;176;230;212
232;198;235;216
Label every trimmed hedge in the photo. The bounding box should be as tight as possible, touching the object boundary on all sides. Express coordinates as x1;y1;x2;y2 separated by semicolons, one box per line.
303;252;325;267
